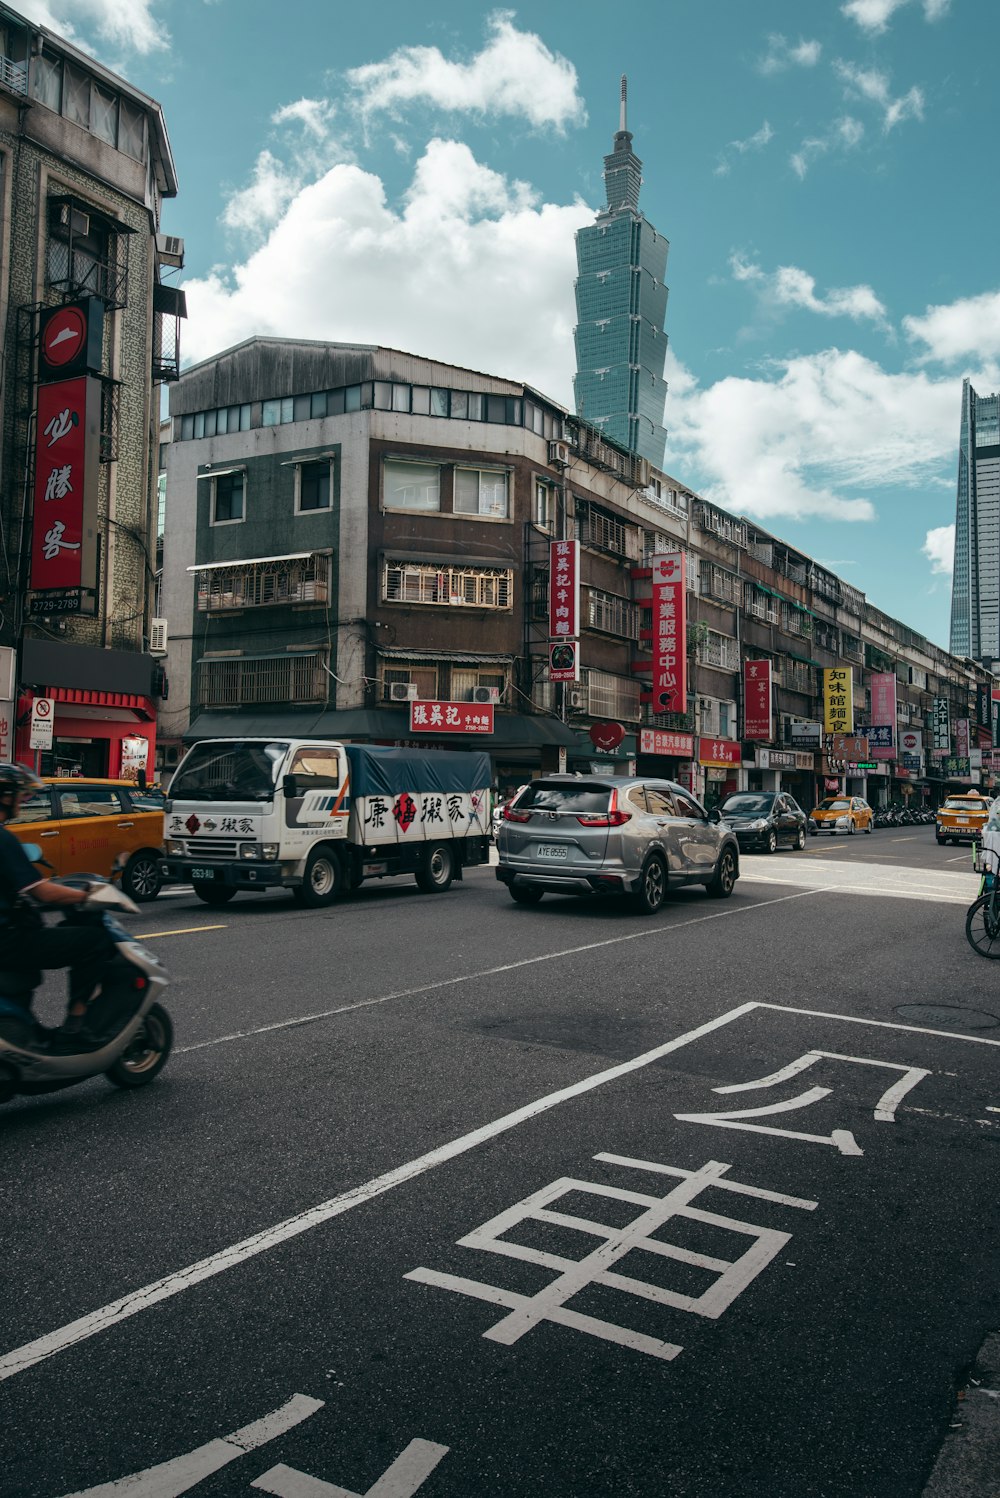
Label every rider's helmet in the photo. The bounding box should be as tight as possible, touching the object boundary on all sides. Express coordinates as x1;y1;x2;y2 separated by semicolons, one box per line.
0;762;43;814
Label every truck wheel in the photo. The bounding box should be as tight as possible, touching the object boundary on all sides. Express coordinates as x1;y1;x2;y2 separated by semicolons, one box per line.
416;842;454;893
193;883;236;907
296;846;342;907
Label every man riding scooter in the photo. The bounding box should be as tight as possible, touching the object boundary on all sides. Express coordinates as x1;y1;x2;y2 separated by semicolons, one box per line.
0;762;130;1050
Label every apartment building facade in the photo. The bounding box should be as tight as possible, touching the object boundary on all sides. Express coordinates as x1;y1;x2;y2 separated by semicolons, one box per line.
158;338;994;806
0;2;181;778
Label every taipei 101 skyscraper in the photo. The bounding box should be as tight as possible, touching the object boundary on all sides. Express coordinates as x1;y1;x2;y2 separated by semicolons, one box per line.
572;77;669;467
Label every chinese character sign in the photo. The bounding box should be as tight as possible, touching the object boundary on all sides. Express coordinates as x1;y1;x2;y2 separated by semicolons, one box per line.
932;697;951;751
698;738;740;767
638;729;694;757
869;672;896;760
956;718;970;759
651;552;687;715
743;659;772;740
548;540;579;641
409;700;494;735
30;375;100;594
823;667;854;734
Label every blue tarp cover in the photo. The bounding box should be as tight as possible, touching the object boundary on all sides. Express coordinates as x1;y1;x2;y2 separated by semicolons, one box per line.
345;745;491;798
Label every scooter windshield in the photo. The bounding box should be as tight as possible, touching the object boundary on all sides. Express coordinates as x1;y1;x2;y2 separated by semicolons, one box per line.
169;741;289;802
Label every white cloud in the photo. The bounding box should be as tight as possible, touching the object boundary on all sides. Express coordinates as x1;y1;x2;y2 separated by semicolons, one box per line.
222;151;302;235
272;99;338;141
664;346;958;524
923;525;955;576
905;291;1000;365
184;139;592;404
731;255;890;328
346;12;585;133
790;116;864;178
715;121;775;177
757;34;822;75
834;61;924;132
842;0;950;32
15;0;168;53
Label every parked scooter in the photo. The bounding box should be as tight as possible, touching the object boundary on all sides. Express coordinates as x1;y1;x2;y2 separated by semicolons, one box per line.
0;848;171;1105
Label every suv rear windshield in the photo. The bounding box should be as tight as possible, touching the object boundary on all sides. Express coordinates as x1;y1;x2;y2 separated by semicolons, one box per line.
943;797;986;810
514;781;612;814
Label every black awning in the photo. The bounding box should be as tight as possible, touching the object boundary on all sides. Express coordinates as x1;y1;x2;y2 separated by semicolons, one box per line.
183;708;578;749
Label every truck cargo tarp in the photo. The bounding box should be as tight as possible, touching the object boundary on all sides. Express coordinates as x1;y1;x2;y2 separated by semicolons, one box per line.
345;745;491;798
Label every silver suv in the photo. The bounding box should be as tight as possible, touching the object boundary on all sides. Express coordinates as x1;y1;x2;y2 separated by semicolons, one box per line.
495;775;740;913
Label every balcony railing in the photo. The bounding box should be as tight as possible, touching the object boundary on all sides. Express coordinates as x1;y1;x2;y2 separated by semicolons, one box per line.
198;652;327;708
196;554;329;611
0;56;27;95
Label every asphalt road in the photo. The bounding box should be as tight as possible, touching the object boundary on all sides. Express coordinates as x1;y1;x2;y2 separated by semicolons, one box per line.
2;825;998;1498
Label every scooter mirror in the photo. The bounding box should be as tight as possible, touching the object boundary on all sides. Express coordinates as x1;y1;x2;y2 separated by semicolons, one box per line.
21;843;43;864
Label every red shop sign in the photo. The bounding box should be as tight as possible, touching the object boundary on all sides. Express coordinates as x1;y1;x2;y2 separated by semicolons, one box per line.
651;551;687;714
698;737;740;767
30;375;100;593
409;700;494;735
743;659;772;740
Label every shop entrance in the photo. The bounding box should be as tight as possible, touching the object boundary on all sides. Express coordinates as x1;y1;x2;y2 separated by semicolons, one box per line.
42;737;110;778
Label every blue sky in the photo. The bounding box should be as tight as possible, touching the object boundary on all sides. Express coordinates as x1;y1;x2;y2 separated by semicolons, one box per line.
26;0;1000;650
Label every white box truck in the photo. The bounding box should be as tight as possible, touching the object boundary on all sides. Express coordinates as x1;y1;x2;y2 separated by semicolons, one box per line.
160;738;491;907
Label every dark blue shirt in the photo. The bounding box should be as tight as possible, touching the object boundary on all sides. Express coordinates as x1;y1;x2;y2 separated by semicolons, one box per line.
0;824;42;925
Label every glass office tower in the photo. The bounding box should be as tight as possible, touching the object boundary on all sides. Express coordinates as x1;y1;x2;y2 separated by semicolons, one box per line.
950;379;1000;665
573;77;668;467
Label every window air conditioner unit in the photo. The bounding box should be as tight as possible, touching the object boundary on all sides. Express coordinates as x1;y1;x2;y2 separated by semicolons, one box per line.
155;233;186;268
149;618;168;656
473;686;500;704
548;440;570;468
566;688;586;710
389;681;418;701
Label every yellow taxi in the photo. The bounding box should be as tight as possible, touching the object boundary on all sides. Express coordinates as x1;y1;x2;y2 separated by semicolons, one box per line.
935;792;992;846
809;795;874;835
7;777;164;901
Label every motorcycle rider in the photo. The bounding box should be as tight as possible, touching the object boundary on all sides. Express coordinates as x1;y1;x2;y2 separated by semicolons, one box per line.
0;762;118;1049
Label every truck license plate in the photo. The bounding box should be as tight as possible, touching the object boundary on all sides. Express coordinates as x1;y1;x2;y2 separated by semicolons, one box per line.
190;867;219;880
957;817;969;825
536;844;569;859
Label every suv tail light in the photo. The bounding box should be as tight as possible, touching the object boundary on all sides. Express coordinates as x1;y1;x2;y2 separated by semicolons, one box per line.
503;804;531;824
576;789;631;828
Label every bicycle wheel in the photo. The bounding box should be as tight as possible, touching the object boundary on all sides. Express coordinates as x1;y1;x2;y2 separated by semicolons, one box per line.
965;893;1000;958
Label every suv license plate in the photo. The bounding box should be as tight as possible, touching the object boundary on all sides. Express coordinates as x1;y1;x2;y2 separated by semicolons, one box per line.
536;844;569;859
190;867;219;880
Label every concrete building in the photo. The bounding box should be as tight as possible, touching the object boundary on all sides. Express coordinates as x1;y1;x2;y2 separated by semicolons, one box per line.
0;2;181;778
950;378;1000;668
158;337;994;806
572;77;668;468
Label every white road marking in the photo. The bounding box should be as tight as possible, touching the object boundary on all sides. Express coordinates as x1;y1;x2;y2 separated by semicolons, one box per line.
712;1050;930;1121
175;888;826;1055
61;1393;324;1498
253;1439;449;1498
405;1158;816;1361
675;1087;864;1156
0;1004;760;1385
5;996;997;1386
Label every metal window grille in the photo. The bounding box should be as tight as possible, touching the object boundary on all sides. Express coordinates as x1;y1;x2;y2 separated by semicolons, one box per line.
842;636;864;663
699;562;741;606
381;665;438;701
576;502;640;559
697;631;740;671
382;561;513;610
197;555;330;611
784;663;815;695
584;669;641;722
588;589;639;639
0;55;27;94
698;505;748;549
450;668;507;702
198;652;327;707
46;196;131;310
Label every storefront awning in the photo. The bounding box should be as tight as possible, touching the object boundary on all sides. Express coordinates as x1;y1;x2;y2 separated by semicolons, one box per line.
183;708;579;749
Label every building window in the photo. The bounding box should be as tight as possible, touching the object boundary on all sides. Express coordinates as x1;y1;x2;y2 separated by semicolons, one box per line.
697;630;739;671
382;560;513;609
383;459;440;512
211;471;245;525
583;669;641;722
196;554;329;611
198;652;327;708
454;467;509;519
262;397;294;427
576;501;640;559
47;197;128;307
296;460;332;513
533;481;553;529
449;668;506;702
588;590;639;640
381;665;439;702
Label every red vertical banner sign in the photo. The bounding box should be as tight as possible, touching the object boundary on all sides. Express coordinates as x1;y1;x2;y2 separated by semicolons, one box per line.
30;375;101;597
548;539;579;642
650;552;687;714
743;659;772;740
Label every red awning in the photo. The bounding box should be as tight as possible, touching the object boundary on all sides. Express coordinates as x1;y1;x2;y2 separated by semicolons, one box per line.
47;687;155;720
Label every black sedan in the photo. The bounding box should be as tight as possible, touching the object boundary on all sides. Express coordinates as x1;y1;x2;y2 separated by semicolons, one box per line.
718;791;809;853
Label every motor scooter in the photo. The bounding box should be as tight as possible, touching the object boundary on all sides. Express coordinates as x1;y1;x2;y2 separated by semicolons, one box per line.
0;846;171;1105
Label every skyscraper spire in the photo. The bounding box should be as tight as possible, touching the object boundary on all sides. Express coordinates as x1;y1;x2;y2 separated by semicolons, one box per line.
603;76;642;213
620;73;627;133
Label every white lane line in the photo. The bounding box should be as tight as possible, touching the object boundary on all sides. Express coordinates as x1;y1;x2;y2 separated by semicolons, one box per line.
0;1003;762;1385
755;1002;1000;1047
176;888;827;1055
738;872;974;905
62;1393;325;1498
